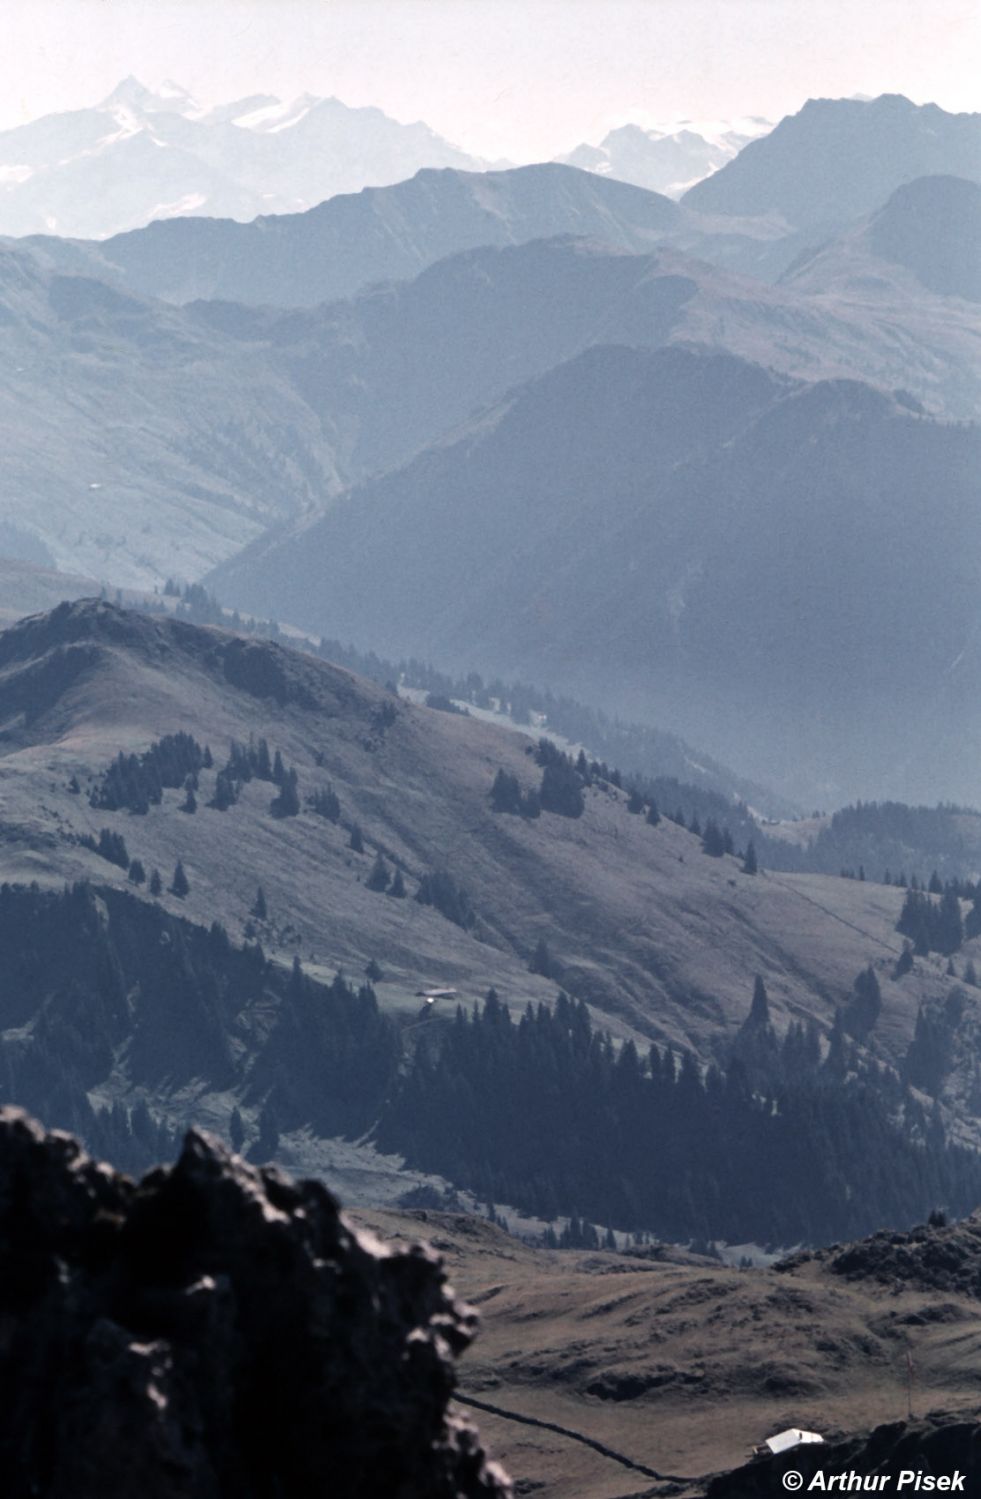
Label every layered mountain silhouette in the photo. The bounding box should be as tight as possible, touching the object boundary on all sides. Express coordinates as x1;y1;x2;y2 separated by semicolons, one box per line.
4;189;977;591
211;345;981;807
23;163;679;308
185;229;981;495
786;175;981;304
684;94;981;233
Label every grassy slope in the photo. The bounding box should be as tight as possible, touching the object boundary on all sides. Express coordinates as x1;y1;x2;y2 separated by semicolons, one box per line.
0;603;976;1115
353;1203;981;1499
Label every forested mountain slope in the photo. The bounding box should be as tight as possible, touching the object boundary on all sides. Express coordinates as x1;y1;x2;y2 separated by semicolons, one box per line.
3;603;981;1247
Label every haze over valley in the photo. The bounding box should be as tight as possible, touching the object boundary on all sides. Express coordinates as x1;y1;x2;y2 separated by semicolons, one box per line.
0;8;980;1493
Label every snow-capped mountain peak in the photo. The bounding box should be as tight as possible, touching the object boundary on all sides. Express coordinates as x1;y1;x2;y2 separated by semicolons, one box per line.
0;80;487;238
555;114;773;198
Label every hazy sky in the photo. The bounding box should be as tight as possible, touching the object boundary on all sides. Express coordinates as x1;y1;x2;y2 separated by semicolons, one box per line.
2;0;978;160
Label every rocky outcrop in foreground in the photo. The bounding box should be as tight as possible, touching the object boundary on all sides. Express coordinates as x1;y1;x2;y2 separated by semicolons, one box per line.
0;1108;511;1498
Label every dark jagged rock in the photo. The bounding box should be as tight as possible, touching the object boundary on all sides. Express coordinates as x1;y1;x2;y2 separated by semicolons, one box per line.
0;1108;511;1499
706;1413;981;1499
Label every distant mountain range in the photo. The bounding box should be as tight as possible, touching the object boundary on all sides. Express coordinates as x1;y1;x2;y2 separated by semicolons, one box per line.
0;80;774;243
7;89;970;287
3;195;977;589
785;174;981;304
0;77;489;239
210;344;981;807
16;93;976;315
20;163;681;307
2;156;978;589
184;229;981;484
0;90;978;807
556;115;772;197
684;94;981;233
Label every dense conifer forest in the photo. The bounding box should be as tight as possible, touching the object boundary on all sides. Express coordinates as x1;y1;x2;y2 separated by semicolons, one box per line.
3;875;971;1248
377;987;981;1245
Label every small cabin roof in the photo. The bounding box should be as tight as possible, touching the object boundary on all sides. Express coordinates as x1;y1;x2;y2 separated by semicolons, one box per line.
764;1429;824;1455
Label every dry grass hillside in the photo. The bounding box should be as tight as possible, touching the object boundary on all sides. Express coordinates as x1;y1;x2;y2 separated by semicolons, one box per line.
1;600;979;1110
354;1203;981;1499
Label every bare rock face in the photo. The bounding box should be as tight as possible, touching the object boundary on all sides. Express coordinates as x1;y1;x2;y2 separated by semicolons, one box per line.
0;1108;511;1499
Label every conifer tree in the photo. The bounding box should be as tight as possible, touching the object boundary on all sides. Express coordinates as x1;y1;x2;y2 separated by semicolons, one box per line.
270;767;300;818
702;819;726;857
229;1105;245;1154
252;886;268;921
938;888;964;954
749;974;770;1026
389;867;406;898
366;853;391;892
149;868;162;896
251;1100;280;1163
530;937;553;979
349;823;364;853
743;840;758;875
170;859;189;899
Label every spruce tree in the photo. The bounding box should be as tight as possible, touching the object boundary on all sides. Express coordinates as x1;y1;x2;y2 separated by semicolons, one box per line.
229;1105;245;1154
749;974;770;1026
389;868;406;898
938;888;964;954
252;886;268;921
149;868;162;896
349;823;365;853
251;1100;280;1163
702;820;726;857
170;860;189;899
366;853;391;892
530;937;553;978
271;767;300;818
743;840;758;875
